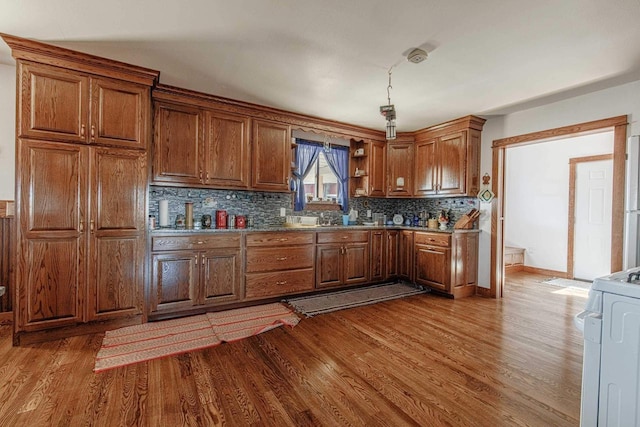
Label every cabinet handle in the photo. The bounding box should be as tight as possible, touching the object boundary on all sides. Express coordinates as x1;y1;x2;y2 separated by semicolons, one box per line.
195;254;198;265
81;124;86;137
275;280;288;286
79;220;84;232
278;238;288;242
206;172;209;181
196;241;204;245
199;169;203;181
276;257;287;261
90;219;95;233
341;236;348;239
90;125;95;140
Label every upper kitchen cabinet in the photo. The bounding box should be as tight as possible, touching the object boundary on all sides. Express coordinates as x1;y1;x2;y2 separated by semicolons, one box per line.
18;61;151;149
349;139;386;198
152;101;204;186
205;110;251;189
414;115;486;198
251;119;291;192
387;137;415;198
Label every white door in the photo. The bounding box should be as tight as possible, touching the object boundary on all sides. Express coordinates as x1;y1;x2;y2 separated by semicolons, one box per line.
574;159;613;280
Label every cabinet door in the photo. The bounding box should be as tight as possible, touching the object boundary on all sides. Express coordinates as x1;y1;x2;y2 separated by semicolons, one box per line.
386;230;399;279
344;243;369;285
415;245;451;292
398;231;414;281
87;148;146;321
316;245;343;289
16;140;87;331
205;111;251;189
370;230;385;282
369;141;386;197
152;102;203;185
90;77;149;149
19;62;89;143
151;253;199;313
201;248;242;305
414;138;437;197
251;119;291;191
437;131;467;195
387;142;413;197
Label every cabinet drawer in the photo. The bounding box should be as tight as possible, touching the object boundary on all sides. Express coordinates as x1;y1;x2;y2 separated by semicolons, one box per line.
414;232;450;247
246;231;314;247
245;269;315;299
246;246;314;273
317;230;369;244
152;233;241;251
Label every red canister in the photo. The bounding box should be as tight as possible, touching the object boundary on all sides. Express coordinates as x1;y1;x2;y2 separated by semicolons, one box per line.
235;215;246;229
215;210;227;229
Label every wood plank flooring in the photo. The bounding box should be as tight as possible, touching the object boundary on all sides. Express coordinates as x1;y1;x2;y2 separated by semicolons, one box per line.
0;272;586;426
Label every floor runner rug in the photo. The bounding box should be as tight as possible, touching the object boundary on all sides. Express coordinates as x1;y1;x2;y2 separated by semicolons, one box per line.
207;303;300;342
94;303;299;372
285;282;427;317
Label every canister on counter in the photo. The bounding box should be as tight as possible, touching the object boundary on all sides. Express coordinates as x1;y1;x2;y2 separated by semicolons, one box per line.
216;210;227;229
201;214;212;229
235;215;246;229
228;214;236;229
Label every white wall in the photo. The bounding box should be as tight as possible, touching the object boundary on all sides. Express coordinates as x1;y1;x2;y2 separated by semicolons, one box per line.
504;133;613;273
478;79;640;288
0;63;15;200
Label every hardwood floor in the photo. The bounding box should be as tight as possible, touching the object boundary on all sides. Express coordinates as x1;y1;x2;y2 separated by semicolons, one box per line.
0;272;585;426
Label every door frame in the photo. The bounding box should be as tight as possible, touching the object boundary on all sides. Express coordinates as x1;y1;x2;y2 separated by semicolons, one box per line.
567;154;614;279
490;115;627;298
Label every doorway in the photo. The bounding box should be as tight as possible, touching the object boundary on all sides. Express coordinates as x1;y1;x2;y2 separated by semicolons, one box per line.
569;155;614;280
491;116;628;298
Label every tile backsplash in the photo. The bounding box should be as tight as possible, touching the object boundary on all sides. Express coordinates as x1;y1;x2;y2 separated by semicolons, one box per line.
149;185;480;228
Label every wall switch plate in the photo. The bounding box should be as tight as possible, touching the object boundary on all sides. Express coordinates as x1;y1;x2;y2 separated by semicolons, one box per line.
280;208;286;217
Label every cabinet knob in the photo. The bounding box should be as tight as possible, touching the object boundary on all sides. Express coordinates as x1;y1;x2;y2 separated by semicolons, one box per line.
278;238;288;242
275;280;288;286
81;124;86;138
90;125;95;141
90;219;95;233
276;257;287;261
196;241;204;245
79;220;84;232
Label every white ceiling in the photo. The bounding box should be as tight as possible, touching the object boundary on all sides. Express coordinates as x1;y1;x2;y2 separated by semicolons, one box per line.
2;0;640;132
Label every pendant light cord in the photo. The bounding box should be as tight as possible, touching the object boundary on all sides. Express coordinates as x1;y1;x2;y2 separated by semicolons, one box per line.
387;67;393;105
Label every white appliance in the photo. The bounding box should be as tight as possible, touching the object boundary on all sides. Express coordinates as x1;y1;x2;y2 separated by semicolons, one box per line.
624;135;640;270
574;267;640;426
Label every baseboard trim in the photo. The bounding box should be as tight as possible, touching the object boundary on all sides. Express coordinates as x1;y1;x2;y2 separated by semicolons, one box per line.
505;264;524;273
523;266;569;278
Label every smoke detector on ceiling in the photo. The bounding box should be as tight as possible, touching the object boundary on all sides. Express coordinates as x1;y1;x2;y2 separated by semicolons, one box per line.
407;48;428;64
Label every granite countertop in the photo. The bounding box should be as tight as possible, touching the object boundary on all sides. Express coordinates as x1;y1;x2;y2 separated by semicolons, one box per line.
150;225;480;234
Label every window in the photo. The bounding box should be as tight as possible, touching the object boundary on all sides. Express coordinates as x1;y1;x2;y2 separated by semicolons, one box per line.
303;152;339;203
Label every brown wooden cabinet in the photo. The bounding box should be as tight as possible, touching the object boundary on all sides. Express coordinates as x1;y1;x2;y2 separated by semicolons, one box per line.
349;139;386;198
152;101;204;185
245;231;315;299
150;233;242;315
316;231;369;289
370;230;385;282
398;230;414;281
385;230;399;279
205;110;251;189
16;140;147;333
19;62;149;149
387;140;414;197
251;119;291;191
414;231;479;298
414;116;485;198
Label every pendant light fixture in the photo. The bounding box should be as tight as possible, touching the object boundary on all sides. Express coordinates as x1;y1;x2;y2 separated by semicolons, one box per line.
379;68;396;140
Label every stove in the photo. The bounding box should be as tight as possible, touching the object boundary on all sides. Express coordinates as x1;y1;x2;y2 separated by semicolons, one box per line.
590;266;640;299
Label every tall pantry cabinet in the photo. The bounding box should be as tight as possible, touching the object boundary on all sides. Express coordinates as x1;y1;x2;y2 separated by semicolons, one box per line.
3;34;160;343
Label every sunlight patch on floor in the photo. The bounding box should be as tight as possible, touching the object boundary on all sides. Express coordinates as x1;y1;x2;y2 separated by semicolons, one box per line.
552;287;589;298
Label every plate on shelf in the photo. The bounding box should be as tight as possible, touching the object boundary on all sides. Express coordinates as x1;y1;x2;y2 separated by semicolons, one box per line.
392;214;403;225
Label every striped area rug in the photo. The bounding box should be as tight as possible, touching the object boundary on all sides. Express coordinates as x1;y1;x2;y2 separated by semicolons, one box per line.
285;282;427;317
94;303;299;372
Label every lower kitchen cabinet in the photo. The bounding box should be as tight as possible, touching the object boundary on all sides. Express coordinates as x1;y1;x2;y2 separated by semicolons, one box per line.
370;230;385;282
316;231;369;289
414;231;479;298
150;233;242;315
385;230;399;279
399;230;414;282
245;231;315;299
